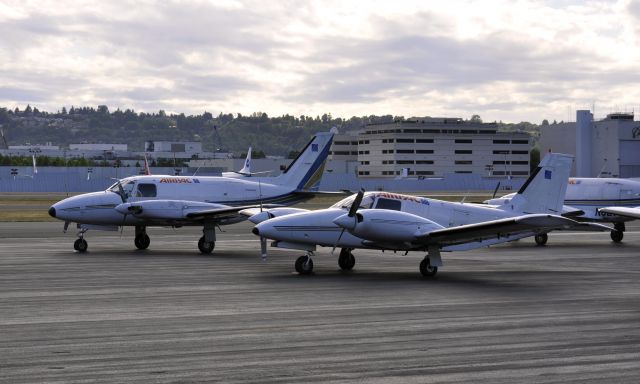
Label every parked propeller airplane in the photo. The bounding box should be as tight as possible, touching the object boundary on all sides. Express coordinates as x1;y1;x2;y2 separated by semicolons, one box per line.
249;153;610;276
48;132;334;253
485;177;640;243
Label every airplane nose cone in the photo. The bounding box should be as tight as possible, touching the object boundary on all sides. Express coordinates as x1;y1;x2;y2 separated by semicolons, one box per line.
333;214;355;230
252;227;260;236
48;206;56;218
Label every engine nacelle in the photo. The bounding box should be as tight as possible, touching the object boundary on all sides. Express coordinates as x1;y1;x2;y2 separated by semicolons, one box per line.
115;200;227;220
247;207;310;224
344;209;444;242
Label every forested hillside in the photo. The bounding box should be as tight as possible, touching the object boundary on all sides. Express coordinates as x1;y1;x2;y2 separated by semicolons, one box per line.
0;106;540;157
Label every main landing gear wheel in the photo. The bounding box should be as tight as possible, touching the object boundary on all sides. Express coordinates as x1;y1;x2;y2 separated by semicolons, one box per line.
295;255;314;275
198;236;215;254
534;233;548;246
611;230;623;243
419;257;438;277
338;248;355;271
73;238;88;253
134;234;151;250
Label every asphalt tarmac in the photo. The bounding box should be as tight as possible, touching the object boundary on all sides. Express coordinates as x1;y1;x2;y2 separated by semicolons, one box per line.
1;221;639;383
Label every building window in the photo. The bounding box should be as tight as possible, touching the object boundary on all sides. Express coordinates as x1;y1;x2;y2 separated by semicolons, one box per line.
512;140;529;144
334;141;351;145
455;150;472;154
403;129;421;133
358;171;370;176
512;171;529;175
397;149;415;154
415;160;434;164
455;171;472;173
416;171;434;175
512;161;528;165
397;160;414;164
493;161;509;164
360;161;370;165
416;139;434;143
455;160;473;165
358;150;370;154
416;149;434;154
333;151;350;155
512;150;528;154
493;140;510;144
396;139;415;143
493;150;510;154
455;139;472;143
382;149;395;154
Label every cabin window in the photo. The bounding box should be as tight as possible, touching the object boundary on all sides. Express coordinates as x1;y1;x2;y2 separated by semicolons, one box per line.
137;183;157;197
375;198;401;211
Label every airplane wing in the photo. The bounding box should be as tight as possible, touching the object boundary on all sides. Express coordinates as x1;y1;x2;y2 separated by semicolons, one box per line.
416;214;609;247
598;206;640;219
116;200;281;222
185;204;281;220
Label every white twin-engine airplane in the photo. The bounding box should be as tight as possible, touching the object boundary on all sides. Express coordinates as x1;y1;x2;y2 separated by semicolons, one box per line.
485;177;640;243
48;132;334;253
250;153;610;277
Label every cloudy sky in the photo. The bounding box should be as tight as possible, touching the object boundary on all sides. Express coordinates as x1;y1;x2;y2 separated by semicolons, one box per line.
1;0;639;123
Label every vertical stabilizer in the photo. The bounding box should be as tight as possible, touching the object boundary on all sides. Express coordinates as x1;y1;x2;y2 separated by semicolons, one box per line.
502;153;573;214
274;132;334;190
239;147;252;175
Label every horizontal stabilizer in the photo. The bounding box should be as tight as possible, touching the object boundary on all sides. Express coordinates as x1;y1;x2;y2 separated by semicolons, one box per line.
598;206;640;219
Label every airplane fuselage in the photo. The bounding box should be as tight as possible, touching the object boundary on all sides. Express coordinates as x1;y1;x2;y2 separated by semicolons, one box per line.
50;175;308;227
565;178;640;222
257;192;523;250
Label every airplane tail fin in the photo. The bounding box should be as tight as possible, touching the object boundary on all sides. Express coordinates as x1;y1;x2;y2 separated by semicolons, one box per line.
239;147;252;175
274;132;334;191
501;153;573;214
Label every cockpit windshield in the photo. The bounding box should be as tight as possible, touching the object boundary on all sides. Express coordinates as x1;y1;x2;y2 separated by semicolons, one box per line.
330;193;375;210
108;180;136;199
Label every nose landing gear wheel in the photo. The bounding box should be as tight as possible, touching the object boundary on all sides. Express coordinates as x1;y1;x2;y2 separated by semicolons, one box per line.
420;257;438;277
534;233;548;246
338;249;355;271
134;234;150;250
295;255;314;275
198;236;215;254
74;238;88;253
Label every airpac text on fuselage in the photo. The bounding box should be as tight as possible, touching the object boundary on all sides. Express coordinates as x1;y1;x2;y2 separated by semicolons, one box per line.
159;178;199;184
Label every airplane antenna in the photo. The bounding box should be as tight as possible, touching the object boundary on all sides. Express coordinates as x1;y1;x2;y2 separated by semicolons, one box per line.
492;181;501;198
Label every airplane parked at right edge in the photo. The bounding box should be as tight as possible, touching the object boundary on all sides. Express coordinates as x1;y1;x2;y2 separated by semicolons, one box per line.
485;177;640;243
249;153;609;276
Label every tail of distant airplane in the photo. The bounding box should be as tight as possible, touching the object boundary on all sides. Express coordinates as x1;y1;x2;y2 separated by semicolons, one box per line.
143;153;151;175
274;132;334;191
238;147;252;175
500;153;573;214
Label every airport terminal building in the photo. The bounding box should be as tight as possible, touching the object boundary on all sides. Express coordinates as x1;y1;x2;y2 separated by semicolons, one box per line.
539;111;640;178
330;117;531;178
